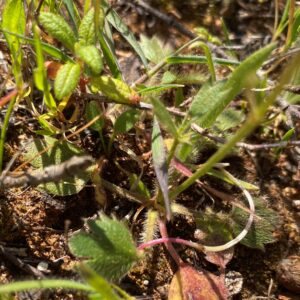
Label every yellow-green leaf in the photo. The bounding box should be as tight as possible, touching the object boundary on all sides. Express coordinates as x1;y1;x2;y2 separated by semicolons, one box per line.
75;44;103;75
39;12;76;51
54;62;81;100
91;76;140;105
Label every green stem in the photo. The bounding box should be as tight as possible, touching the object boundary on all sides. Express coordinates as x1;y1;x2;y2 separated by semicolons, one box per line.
166;138;178;167
0;96;16;172
285;0;295;49
0;279;94;295
169;52;300;200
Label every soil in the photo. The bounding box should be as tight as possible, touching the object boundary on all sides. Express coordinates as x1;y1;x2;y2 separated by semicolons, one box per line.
0;1;300;299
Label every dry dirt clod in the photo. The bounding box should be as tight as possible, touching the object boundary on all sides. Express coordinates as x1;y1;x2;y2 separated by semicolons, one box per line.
277;256;300;294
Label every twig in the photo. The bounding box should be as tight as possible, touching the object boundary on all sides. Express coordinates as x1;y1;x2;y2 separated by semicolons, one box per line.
0;155;94;189
0;245;45;277
133;0;231;59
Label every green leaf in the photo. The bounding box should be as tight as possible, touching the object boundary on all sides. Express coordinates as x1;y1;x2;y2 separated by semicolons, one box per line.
91;76;139;104
1;29;73;62
38;12;76;51
139;35;172;64
2;0;25;86
78;8;96;45
2;0;25;49
79;265;121;300
114;109;139;134
33;25;57;111
103;1;148;67
54;62;81;100
75;44;103;75
207;169;259;190
98;32;122;79
63;0;80;34
166;55;239;67
23;137;91;195
150;97;178;138
139;84;184;94
152;118;171;220
214;108;245;131
85;101;104;131
69;214;139;281
231;198;279;250
188;43;276;128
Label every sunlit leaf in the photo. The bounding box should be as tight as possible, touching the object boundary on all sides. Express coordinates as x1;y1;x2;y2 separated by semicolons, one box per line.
39;12;76;51
103;1;147;67
69;214;139;280
54;62;81;100
91;76;140;105
188;43;276;128
75;44;103;75
78;8;96;45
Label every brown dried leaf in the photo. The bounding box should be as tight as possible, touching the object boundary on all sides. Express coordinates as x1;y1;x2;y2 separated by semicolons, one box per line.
168;264;229;300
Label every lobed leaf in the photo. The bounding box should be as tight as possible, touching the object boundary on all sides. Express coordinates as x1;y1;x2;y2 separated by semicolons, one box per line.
69;214;139;281
39;12;76;51
54;62;81;100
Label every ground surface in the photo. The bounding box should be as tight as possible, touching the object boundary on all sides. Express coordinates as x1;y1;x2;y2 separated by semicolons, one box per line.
0;1;300;299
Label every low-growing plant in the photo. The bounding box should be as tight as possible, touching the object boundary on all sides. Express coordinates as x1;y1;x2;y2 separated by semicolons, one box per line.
1;0;300;299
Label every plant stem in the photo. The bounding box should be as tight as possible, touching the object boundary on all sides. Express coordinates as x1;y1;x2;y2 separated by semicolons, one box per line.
158;218;183;266
0;279;94;294
0;96;16;172
286;0;295;49
166;138;178;167
169;52;300;200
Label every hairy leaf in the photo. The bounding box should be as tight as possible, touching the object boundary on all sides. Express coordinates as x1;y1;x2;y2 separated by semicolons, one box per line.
54;62;81;100
231;197;279;250
188;43;276;128
23;137;90;195
79;265;121;300
151;97;178;138
78;8;96;46
139;35;172;64
39;12;76;51
69;214;139;281
91;76;140;104
75;44;103;75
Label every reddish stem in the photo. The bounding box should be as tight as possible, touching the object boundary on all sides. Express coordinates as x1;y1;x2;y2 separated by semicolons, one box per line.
158;219;183;266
